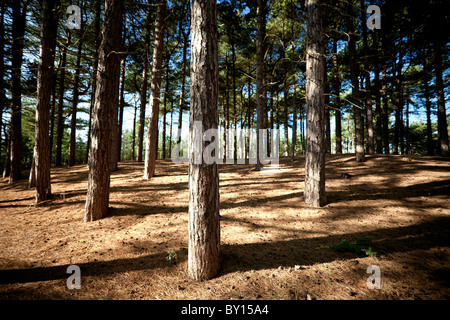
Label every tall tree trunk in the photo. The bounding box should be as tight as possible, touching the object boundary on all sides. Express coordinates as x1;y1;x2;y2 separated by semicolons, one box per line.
255;0;265;170
69;11;84;167
118;55;127;162
362;11;374;155
434;36;449;156
56;32;70;167
85;0;102;164
375;69;383;154
84;0;123;222
381;67;390;154
177;29;189;150
291;80;297;160
34;0;59;202
423;50;434;156
324;69;331;154
232;42;237;160
0;2;5;164
304;0;326;207
162;54;170;160
132;102;137;161
9;1;27;182
332;39;342;154
136;6;152;162
347;1;365;162
3;127;10;178
284;85;289;156
188;0;220;281
144;0;166;179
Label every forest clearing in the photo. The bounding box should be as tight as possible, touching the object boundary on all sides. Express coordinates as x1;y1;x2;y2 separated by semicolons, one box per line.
1;0;450;307
1;155;449;300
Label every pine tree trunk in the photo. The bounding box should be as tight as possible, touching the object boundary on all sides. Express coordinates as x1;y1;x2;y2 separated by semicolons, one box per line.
284;86;289;157
188;0;220;281
136;7;152;162
423;51;434;156
3;128;11;178
177;30;189;149
118;56;127;161
0;3;5;164
84;0;123;222
255;0;265;170
304;0;326;207
55;32;70;167
291;81;297;160
434;38;449;156
85;0;102;164
332;39;342;154
9;1;27;183
69;18;84;167
381;67;390;154
34;0;59;203
143;0;166;179
347;1;365;162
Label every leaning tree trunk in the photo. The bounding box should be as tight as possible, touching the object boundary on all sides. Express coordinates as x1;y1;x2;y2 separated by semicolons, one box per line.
143;0;166;180
188;0;220;281
304;0;326;207
84;0;123;222
34;0;59;203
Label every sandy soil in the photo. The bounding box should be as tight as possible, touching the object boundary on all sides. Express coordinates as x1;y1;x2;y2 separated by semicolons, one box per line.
0;154;449;300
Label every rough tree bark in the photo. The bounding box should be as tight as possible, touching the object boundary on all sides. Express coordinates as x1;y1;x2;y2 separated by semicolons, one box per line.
34;0;59;202
304;0;326;207
188;0;220;281
9;0;27;183
255;0;265;170
84;0;123;222
143;0;166;179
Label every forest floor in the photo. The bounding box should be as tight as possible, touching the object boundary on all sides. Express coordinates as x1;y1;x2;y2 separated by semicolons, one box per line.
0;154;449;300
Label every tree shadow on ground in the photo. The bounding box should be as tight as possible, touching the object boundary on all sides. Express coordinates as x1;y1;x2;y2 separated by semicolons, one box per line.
1;216;448;285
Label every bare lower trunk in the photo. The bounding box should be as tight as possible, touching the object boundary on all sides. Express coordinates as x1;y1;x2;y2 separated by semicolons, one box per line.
304;0;326;207
144;0;166;180
188;0;220;281
84;0;123;222
34;0;58;203
9;1;27;183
